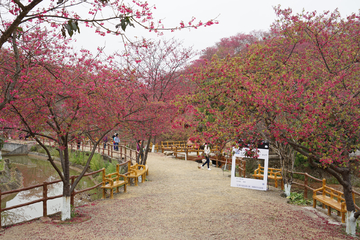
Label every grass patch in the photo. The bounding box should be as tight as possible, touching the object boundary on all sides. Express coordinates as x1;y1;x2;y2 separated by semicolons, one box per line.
31;144;124;184
0;160;3;171
31;145;118;173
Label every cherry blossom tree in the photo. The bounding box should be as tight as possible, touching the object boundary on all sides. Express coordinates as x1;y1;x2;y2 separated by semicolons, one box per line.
0;28;143;220
0;0;218;113
185;7;360;236
117;38;196;164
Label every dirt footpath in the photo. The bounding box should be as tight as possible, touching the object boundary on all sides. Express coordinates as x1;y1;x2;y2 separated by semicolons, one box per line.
0;153;354;239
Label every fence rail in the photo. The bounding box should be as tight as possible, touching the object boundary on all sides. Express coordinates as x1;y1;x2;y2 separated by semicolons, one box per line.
0;168;104;228
39;138;138;163
289;171;360;211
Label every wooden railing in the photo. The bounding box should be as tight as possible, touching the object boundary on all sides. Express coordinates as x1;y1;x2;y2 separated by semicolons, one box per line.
40;138;138;163
0;168;105;228
290;171;360;211
171;145;222;159
161;141;187;148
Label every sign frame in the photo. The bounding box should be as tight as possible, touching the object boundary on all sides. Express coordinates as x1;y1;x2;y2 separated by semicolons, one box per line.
230;147;269;191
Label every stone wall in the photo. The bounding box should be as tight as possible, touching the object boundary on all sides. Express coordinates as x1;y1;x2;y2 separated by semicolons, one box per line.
0;159;23;192
2;143;32;156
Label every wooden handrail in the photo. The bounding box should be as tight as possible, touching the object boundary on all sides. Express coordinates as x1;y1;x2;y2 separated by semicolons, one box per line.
0;166;115;228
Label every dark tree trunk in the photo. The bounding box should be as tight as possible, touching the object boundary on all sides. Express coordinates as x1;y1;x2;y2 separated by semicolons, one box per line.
62;144;70;197
141;136;151;165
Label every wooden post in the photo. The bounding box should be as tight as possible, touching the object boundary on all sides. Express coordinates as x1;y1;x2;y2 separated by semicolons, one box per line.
304;174;308;199
321;178;326;209
125;148;127;162
120;147;123;160
111;144;113;158
243;160;246;177
43;182;48;217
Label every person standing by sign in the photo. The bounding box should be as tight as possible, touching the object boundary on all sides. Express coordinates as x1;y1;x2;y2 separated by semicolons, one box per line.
201;143;211;170
114;133;120;151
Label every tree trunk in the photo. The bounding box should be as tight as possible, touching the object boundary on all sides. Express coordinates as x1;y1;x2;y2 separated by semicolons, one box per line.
152;136;156;153
141;136;151;165
341;171;357;236
61;144;71;221
272;141;294;196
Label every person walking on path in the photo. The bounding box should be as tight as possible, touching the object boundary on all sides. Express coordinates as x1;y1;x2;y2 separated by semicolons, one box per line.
137;140;143;162
201;143;211;170
114;133;120;151
103;135;108;149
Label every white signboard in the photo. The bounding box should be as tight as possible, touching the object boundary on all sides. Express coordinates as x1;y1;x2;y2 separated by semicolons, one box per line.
230;147;269;191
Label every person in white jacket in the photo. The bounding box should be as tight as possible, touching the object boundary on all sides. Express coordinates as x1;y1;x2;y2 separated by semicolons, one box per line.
201;143;211;170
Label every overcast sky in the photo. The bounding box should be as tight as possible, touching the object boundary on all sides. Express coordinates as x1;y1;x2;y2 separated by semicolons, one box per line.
71;0;360;56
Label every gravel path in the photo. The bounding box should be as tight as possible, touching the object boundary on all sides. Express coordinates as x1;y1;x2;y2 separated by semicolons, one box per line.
0;153;354;239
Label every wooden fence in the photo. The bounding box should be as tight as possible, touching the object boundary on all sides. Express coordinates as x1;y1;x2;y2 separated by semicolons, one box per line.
40;138;138;163
0;169;105;228
290;171;360;211
0;139;137;228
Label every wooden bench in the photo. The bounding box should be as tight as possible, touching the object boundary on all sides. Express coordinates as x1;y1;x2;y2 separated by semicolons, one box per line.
253;164;284;190
100;164;128;199
126;162;148;186
313;178;354;223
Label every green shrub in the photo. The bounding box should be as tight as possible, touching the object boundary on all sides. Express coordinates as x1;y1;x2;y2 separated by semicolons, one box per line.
287;192;311;205
90;155;105;171
0;160;3;171
105;162;117;174
38;147;46;154
30;145;38;151
70;151;85;165
95;174;103;183
292;173;305;181
50;148;60;157
294;152;308;168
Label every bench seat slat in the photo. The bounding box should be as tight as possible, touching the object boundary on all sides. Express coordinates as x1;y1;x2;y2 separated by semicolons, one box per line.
313;195;346;212
101;180;126;189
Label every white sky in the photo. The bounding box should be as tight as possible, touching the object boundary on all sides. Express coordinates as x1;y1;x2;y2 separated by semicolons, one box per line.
71;0;360;56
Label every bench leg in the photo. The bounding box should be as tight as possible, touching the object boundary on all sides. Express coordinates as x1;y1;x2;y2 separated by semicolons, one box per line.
142;173;146;183
337;210;341;216
342;212;345;223
313;199;316;208
116;186;119;194
281;180;284;190
275;180;278;188
110;189;114;199
102;189;106;199
327;206;331;216
135;177;138;186
124;183;127;193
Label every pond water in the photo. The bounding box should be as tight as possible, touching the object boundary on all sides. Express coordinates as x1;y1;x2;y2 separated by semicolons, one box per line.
1;155;101;226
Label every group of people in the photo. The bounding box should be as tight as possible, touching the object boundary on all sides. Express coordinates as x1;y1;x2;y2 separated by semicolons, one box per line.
102;133;120;151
